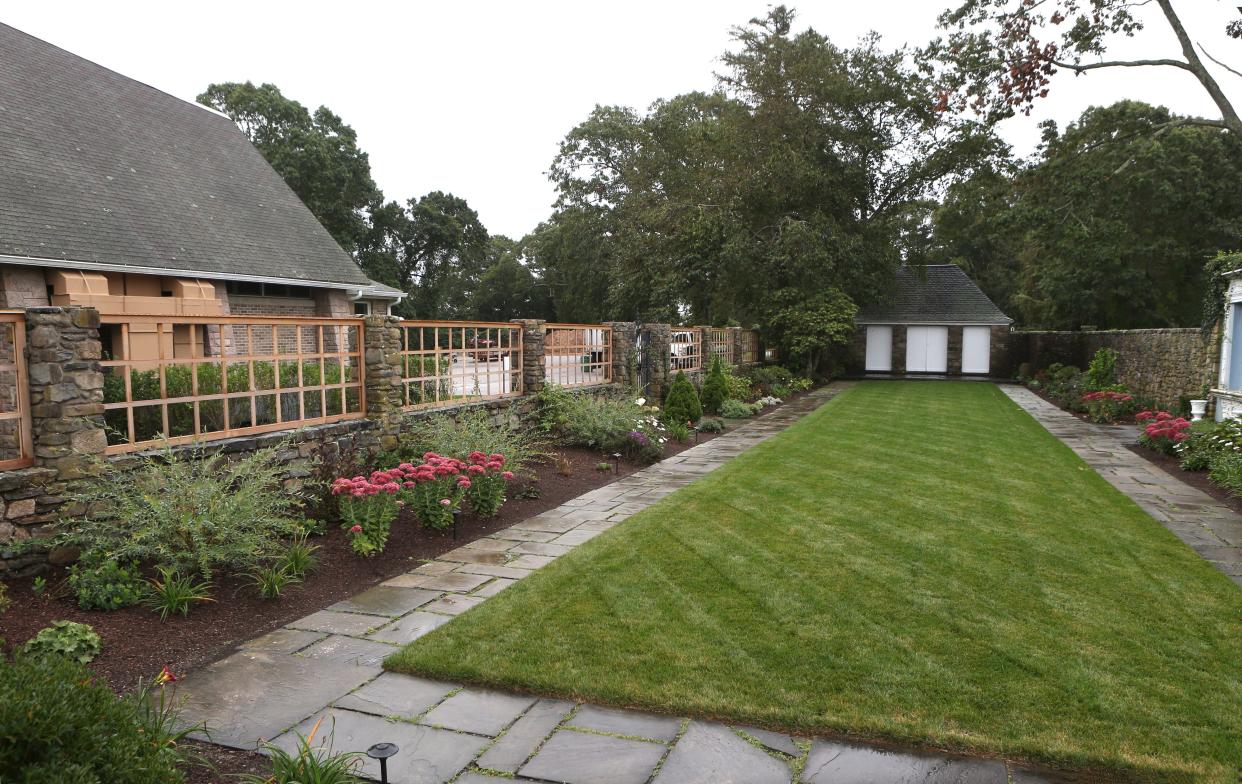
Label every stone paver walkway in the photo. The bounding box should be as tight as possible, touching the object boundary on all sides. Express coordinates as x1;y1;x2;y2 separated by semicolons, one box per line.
179;382;1062;783
1002;385;1242;587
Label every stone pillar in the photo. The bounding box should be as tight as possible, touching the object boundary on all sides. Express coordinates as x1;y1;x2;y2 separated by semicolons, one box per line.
696;325;714;380
644;323;672;400
947;327;963;376
511;319;546;394
892;326;907;374
362;314;403;451
25;307;106;479
730;327;744;367
603;322;638;388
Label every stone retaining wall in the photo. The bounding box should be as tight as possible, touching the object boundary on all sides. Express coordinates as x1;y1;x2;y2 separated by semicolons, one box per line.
1012;328;1216;406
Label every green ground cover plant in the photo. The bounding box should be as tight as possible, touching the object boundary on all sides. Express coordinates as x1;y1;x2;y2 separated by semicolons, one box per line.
389;382;1242;781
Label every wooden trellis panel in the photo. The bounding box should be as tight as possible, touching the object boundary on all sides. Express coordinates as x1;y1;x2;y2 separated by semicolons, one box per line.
544;324;612;387
0;313;33;470
398;321;523;408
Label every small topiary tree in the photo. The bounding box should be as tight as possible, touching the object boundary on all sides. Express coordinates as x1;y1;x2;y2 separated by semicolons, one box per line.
663;371;703;426
700;356;729;414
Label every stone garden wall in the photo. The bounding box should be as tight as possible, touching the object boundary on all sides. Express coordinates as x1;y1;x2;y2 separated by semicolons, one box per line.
1012;328;1216;406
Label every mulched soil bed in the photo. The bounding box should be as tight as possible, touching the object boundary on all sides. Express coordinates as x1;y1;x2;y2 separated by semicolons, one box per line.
2;392;818;782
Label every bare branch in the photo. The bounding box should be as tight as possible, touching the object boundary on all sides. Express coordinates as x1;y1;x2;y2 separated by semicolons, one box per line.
1050;58;1192;73
1198;44;1242;81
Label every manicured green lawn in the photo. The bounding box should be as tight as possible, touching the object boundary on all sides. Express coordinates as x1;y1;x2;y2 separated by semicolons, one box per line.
387;382;1242;781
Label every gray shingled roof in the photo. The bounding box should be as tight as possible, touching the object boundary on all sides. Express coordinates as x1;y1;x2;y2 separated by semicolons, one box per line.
855;265;1011;324
0;24;370;287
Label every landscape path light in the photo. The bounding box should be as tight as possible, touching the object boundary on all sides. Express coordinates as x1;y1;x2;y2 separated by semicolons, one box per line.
366;742;399;783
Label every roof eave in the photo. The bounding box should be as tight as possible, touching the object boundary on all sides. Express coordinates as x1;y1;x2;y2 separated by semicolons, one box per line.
0;253;371;291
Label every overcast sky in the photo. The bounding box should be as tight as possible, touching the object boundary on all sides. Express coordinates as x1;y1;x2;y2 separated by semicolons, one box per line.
4;2;1239;239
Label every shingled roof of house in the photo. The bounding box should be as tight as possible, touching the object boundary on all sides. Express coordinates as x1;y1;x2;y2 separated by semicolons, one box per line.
0;23;370;288
855;265;1012;325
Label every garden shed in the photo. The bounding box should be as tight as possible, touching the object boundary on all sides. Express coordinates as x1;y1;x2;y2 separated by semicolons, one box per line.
854;265;1012;376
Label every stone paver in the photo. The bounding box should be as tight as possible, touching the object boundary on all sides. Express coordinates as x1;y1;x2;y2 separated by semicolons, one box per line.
519;729;668;784
298;634;396;668
653;721;789;784
420;687;537;735
567;704;681;742
1003;385;1242;587
174;385;1045;782
476;698;575;772
369;611;451;644
326;585;440;617
273;707;487;783
333;672;455;717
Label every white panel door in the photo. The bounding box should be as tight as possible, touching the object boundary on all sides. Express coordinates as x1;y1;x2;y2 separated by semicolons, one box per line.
864;326;892;371
906;326;949;373
962;326;991;374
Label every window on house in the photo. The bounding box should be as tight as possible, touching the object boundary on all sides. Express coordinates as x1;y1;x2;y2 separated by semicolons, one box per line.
225;281;313;298
354;302;371;316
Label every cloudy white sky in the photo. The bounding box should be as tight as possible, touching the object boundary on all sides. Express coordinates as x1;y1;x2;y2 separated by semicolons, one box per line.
4;2;1240;239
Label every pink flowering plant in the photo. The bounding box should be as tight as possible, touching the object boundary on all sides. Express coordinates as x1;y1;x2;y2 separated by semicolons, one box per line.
1136;410;1191;455
391;453;468;530
462;451;514;517
1081;389;1136;424
331;471;402;556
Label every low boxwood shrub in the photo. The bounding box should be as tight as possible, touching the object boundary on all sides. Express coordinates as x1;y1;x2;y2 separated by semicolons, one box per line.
0;654;187;784
721;399;762;418
700;357;728;414
697;418;725;433
663;371;703;426
21;620;102;664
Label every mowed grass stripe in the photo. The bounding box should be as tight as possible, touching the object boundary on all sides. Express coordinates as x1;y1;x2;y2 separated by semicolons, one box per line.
387;382;1242;782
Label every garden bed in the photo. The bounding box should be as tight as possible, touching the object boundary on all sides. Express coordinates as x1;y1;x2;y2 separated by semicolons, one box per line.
1124;442;1242;516
0;442;726;694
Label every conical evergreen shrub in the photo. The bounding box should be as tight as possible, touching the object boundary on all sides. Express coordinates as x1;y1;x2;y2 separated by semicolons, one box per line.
663;371;703;425
700;356;728;414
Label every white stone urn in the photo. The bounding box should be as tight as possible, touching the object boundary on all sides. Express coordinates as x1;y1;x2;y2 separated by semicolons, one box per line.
1190;399;1208;422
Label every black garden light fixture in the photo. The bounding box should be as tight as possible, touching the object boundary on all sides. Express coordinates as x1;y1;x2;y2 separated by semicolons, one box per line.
690;420;698;443
612;452;622;474
366;742;399;783
452;507;461;541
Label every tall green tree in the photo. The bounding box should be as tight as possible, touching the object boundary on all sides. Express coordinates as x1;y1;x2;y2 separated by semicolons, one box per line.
930;101;1242;328
198;82;380;253
470;236;552;321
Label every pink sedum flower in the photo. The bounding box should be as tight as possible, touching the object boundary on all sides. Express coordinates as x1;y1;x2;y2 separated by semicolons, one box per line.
349;524;362;533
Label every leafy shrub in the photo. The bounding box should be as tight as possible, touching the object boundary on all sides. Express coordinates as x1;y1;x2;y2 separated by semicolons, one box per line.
144;567;214;621
1136;411;1191;455
406;407;548;479
700;357;729;414
789;377;814;392
1085;348;1119;390
462;451;514;517
771;383;792;398
244;717;362;784
1177;417;1242;471
724;370;755;402
22;621;102;663
747;365;793;395
1209;451;1242;496
0;654;186;784
545;391;652;452
68;558;145;611
663;371;703;425
721;399;762;418
624;414;670;462
46;442;309;580
697;418;725;433
1081;390;1135;423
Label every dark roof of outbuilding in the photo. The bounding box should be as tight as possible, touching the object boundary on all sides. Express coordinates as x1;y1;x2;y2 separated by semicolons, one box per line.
855;265;1012;325
0;24;370;287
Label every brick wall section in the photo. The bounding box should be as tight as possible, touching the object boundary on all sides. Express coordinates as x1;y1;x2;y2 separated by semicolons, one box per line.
362;314;404;452
1013;328;1214;405
0;267;50;309
511;319;546;394
226;295;317;317
946;327;963;375
892;326;907;374
604;322;638;388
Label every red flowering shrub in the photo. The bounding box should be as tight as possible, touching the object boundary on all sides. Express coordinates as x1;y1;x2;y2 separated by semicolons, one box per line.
463;451;513;517
331;472;402;556
1136;410;1191;455
1081;389;1136;423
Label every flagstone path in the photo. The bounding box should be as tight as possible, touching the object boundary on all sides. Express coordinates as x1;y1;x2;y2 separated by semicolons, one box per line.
178;382;1065;783
1002;385;1242;588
